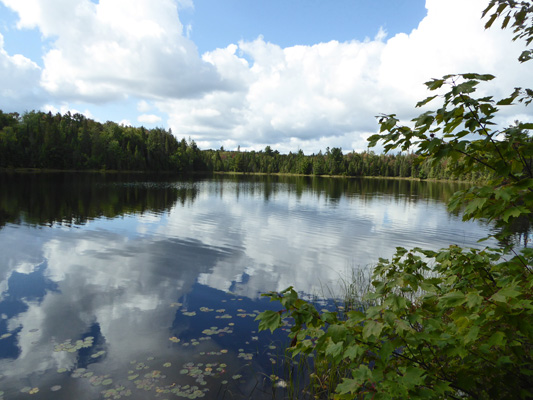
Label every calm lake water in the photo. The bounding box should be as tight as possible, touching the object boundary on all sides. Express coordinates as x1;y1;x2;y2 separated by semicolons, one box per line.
0;172;495;399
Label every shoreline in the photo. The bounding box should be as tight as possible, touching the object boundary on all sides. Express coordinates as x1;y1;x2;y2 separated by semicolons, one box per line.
0;167;478;183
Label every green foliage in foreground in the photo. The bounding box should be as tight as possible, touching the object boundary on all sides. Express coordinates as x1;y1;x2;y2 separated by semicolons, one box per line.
257;1;533;398
259;247;533;399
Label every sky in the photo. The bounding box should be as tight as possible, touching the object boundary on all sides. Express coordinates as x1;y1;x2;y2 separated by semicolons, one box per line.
0;0;532;154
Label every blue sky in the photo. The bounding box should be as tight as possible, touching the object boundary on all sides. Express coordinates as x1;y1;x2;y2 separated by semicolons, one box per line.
0;0;531;153
181;0;427;53
0;1;427;64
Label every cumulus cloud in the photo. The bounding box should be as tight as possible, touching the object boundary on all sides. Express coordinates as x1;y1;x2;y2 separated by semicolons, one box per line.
1;0;532;153
0;32;44;111
160;0;533;153
1;0;234;102
138;113;162;124
137;100;152;113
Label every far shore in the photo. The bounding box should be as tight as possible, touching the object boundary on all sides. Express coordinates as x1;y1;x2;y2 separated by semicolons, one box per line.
0;167;477;183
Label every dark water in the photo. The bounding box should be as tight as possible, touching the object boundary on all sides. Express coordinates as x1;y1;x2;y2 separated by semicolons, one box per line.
0;172;495;399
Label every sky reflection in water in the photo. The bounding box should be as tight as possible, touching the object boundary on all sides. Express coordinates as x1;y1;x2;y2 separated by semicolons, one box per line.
0;173;495;399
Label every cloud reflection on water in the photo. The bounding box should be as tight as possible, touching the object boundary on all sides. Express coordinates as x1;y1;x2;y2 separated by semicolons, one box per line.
0;174;494;398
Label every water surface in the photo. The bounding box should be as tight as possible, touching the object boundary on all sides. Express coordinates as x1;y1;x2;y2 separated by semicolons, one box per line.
0;173;494;399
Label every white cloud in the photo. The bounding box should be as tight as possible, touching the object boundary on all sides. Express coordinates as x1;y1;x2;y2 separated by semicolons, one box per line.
137;100;152;113
138;113;162;124
1;0;532;153
43;103;94;119
0;32;43;111
158;0;533;153
2;0;234;103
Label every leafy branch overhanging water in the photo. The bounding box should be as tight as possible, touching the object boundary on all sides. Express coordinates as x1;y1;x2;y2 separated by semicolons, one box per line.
256;2;533;398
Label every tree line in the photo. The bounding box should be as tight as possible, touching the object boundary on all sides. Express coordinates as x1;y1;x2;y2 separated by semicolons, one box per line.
0;109;490;181
0;110;206;172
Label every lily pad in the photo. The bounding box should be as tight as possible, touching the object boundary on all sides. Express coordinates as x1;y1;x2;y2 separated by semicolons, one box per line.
90;350;106;359
182;311;197;317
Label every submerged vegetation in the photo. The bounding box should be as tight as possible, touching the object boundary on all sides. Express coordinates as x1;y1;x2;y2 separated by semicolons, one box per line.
1;109;489;181
257;1;533;399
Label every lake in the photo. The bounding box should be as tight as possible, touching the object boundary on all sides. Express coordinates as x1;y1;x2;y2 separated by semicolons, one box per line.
0;172;495;399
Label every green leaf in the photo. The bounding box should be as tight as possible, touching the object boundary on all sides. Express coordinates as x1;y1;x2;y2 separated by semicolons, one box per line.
344;344;363;361
256;310;281;333
464;325;480;343
346;310;366;323
491;286;521;302
425;79;445;91
466;292;483;308
353;365;373;382
416;95;438;108
402;366;425;387
484;12;498;29
462;73;495;81
497;88;521;105
362;320;384;340
439;291;467;308
321;311;339;324
325;341;344;359
379;341;394;361
328;324;348;343
518;123;533;130
487;331;506;347
519;50;533;63
463;197;488;215
453;80;479;95
501;207;525;223
501;15;511;29
336;378;360;395
279;287;299;308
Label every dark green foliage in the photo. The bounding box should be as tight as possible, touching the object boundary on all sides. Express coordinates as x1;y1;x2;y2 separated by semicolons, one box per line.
0;111;204;172
1;109;490;180
200;147;488;180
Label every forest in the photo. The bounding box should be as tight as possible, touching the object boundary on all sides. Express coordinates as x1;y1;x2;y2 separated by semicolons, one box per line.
0;109;490;181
